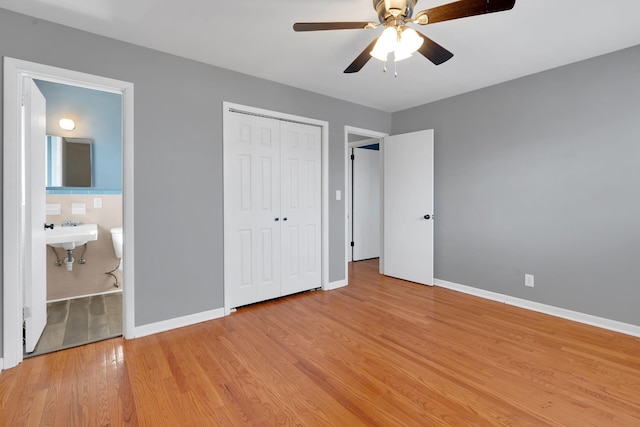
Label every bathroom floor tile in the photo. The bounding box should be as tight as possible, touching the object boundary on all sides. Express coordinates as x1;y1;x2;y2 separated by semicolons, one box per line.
47;300;69;324
25;291;123;358
32;323;66;355
88;316;110;341
89;295;106;316
63;303;90;346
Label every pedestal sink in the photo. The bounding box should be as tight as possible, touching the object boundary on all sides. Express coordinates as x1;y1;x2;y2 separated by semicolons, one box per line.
45;224;98;271
46;223;98;250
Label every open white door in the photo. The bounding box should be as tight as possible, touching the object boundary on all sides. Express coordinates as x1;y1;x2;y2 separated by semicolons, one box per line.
382;130;434;286
23;78;47;353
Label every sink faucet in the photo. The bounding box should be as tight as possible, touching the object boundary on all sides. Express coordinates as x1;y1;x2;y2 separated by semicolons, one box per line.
61;220;80;227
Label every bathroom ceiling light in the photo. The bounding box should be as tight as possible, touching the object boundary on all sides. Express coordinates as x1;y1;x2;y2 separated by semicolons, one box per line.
59;118;76;131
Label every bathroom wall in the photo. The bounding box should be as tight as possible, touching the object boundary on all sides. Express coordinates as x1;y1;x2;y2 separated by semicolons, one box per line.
36;79;123;300
46;195;122;300
35;79;122;193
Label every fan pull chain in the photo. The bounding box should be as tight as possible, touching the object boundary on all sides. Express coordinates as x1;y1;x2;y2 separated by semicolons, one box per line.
382;60;387;73
394;61;398;78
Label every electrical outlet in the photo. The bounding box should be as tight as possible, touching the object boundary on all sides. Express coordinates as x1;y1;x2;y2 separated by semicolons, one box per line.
94;197;103;208
525;274;534;288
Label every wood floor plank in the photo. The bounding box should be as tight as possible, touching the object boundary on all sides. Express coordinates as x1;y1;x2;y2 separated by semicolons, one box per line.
39;350;68;427
113;340;139;426
1;258;639;425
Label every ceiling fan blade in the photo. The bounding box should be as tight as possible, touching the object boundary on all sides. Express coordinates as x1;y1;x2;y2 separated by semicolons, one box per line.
416;32;454;65
415;0;515;25
344;39;379;73
293;22;374;31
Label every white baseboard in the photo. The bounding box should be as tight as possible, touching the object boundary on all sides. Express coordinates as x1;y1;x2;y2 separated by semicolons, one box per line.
134;308;226;338
434;278;640;338
324;279;347;291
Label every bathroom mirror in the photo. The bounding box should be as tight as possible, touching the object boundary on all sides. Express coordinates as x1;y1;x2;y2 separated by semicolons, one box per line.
46;136;93;187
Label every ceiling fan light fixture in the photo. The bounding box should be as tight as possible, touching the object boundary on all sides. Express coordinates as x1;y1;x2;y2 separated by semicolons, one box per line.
370;48;389;61
392;27;423;62
371;26;423;63
393;49;413;62
296;0;516;74
397;27;423;55
370;26;398;60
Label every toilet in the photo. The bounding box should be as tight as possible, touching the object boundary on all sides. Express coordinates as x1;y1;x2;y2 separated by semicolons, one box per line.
110;227;123;271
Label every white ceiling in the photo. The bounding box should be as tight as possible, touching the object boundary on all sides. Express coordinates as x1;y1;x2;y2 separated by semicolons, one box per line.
2;0;640;112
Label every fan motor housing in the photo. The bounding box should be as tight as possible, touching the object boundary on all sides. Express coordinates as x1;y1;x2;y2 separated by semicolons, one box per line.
374;0;417;22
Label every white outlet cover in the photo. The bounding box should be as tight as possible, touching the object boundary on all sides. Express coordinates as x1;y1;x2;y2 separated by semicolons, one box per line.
525;274;535;288
46;203;61;216
71;203;86;215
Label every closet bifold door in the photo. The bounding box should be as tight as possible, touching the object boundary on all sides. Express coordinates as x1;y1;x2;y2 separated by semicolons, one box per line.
279;121;322;297
225;113;282;308
224;111;322;309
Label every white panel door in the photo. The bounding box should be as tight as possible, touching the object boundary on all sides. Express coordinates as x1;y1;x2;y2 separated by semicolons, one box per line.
352;146;380;261
280;121;321;296
224;113;281;307
24;78;47;353
382;130;434;286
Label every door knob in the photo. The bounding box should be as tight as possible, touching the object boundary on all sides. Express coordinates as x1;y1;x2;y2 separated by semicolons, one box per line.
275;218;280;221
283;217;288;221
44;223;54;230
423;215;431;220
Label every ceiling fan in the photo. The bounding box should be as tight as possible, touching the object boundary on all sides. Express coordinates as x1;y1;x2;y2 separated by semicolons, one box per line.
293;0;516;74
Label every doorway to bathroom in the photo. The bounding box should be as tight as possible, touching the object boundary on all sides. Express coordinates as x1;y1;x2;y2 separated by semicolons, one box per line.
24;80;124;357
3;57;135;369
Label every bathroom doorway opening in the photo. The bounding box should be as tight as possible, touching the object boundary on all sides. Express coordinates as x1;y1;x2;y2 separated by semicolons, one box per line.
3;58;135;369
25;79;124;357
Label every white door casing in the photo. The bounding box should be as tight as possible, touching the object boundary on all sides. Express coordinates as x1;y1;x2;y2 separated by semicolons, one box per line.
382;129;434;286
223;104;326;310
348;148;353;263
23;78;47;353
343;126;388;279
352;146;380;261
3;57;135;370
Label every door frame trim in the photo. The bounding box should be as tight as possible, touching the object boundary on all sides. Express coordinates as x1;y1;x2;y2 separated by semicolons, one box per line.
2;57;135;369
222;102;329;314
344;126;388;283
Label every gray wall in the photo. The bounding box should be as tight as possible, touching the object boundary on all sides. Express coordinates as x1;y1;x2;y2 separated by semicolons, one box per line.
3;7;638;362
0;8;391;355
392;45;640;326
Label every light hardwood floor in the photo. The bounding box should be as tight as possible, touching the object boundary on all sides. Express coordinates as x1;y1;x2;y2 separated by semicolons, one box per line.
1;259;639;425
